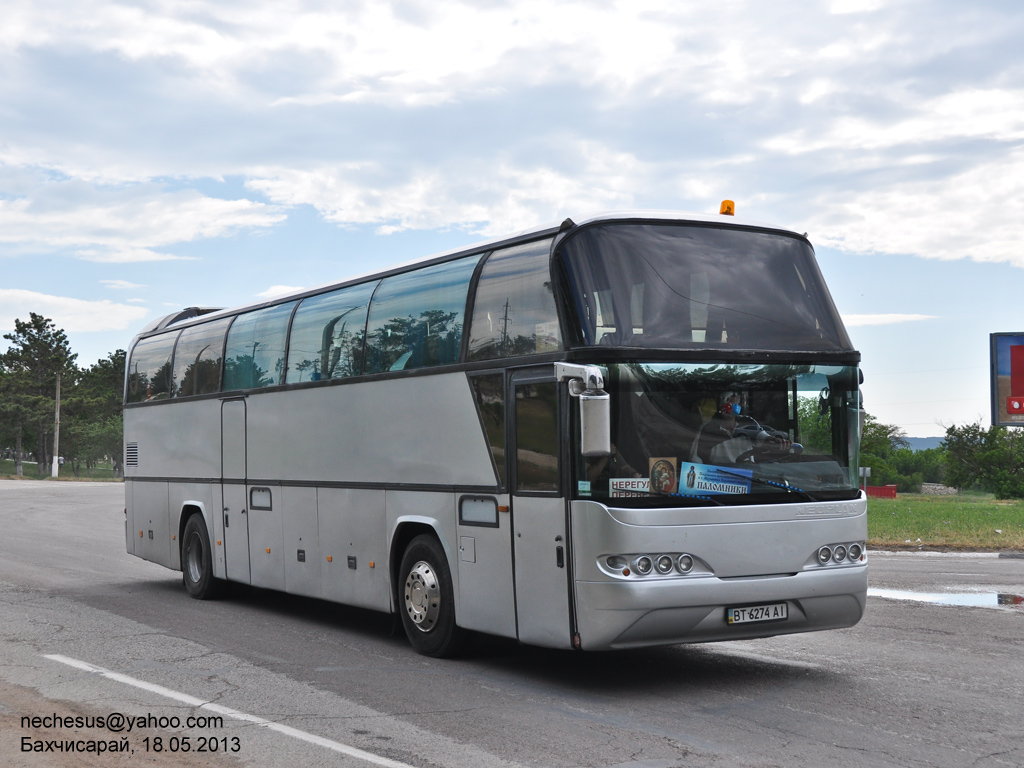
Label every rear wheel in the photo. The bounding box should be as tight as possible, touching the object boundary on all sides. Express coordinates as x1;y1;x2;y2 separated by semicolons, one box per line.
398;534;464;657
182;514;222;599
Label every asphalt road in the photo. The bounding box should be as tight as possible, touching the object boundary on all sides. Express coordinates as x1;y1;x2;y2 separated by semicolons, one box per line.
1;479;1022;768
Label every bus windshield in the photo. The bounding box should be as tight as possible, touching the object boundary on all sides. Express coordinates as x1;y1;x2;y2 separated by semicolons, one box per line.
558;222;852;352
575;363;861;504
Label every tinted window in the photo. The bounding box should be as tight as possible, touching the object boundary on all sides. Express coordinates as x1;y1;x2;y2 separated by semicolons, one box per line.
287;282;376;383
364;255;481;373
515;382;559;492
126;332;178;403
172;318;231;397
223;302;296;390
559;224;852;352
471;374;506;488
467;239;562;361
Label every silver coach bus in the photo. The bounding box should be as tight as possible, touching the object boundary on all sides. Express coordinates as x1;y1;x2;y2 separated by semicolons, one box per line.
123;210;867;657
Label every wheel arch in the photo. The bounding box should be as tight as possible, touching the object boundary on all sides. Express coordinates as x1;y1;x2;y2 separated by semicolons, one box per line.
388;517;455;614
176;502;210;572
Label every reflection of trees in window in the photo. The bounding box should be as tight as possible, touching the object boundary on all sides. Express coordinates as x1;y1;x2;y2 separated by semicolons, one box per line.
368;310;462;371
127;360;173;401
126;334;177;403
319;313;362;379
364;255;479;374
178;355;221;397
224;346;277;390
172;319;230;397
291;318;363;380
222;303;294;391
287;285;375;383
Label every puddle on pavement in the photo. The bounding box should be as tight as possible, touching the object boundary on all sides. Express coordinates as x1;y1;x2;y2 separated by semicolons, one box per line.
868;587;1024;610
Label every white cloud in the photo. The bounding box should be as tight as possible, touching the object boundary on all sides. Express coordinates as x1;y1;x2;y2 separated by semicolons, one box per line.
830;0;888;14
100;279;145;290
247;141;652;235
764;89;1024;155
842;313;936;327
0;0;1021;273
0;289;149;332
0;180;286;262
804;147;1024;267
256;285;304;298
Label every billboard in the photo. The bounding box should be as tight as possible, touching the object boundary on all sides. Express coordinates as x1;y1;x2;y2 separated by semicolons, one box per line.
991;332;1024;426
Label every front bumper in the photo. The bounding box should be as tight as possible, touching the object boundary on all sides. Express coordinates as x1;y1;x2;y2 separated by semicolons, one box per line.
575;563;867;650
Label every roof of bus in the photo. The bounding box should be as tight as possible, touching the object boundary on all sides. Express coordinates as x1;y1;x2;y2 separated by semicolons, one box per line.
134;210;804;340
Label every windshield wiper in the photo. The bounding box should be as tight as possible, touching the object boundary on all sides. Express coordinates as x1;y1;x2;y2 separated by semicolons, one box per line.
712;467;821;502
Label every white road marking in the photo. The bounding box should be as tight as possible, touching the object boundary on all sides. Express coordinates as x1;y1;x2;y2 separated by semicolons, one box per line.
44;654;416;768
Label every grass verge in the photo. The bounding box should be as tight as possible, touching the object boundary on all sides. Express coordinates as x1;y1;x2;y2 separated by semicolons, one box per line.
0;458;121;481
868;492;1024;551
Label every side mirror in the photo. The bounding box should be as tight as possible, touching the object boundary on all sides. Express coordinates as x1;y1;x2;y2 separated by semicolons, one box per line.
554;363;611;457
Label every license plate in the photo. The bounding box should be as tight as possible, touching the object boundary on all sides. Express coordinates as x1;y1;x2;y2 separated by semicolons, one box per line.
726;602;788;625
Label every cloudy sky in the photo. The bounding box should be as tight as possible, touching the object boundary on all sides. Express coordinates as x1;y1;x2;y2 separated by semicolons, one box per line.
2;0;1023;438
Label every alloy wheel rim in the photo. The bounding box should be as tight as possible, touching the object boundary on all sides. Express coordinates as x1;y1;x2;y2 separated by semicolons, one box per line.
404;560;440;632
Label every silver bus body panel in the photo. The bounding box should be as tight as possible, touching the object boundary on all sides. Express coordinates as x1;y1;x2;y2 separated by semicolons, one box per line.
123;398;223;481
124;374;494;611
512;495;573;649
129;481;171;567
570;498;868;650
455;492;517;639
243;374;496;486
320;487;389;611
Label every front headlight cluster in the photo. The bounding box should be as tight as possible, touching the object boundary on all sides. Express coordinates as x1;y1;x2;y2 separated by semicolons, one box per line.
814;542;865;566
604;553;698;577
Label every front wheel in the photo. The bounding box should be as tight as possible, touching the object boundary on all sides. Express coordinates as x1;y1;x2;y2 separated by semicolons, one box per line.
182;514;223;599
398;535;464;657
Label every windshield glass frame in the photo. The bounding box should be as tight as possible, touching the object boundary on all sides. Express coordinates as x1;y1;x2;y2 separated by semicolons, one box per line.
573;361;862;507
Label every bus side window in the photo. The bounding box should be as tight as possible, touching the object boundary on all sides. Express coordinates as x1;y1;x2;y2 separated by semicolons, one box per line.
223;302;296;391
470;373;506;488
515;382;559;492
467;239;562;361
171;318;231;398
287;282;377;383
363;255;480;374
126;332;179;403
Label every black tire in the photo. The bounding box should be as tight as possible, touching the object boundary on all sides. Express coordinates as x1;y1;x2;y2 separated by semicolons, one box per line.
398;534;464;658
181;514;223;600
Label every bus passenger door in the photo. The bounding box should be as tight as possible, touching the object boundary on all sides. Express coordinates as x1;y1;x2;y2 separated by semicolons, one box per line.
458;372;516;638
221;398;251;583
510;376;573;649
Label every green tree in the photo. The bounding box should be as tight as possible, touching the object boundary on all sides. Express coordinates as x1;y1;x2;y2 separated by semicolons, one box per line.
1;314;77;477
0;365;34;475
859;414;928;492
62;350;125;476
943;422;1024;498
